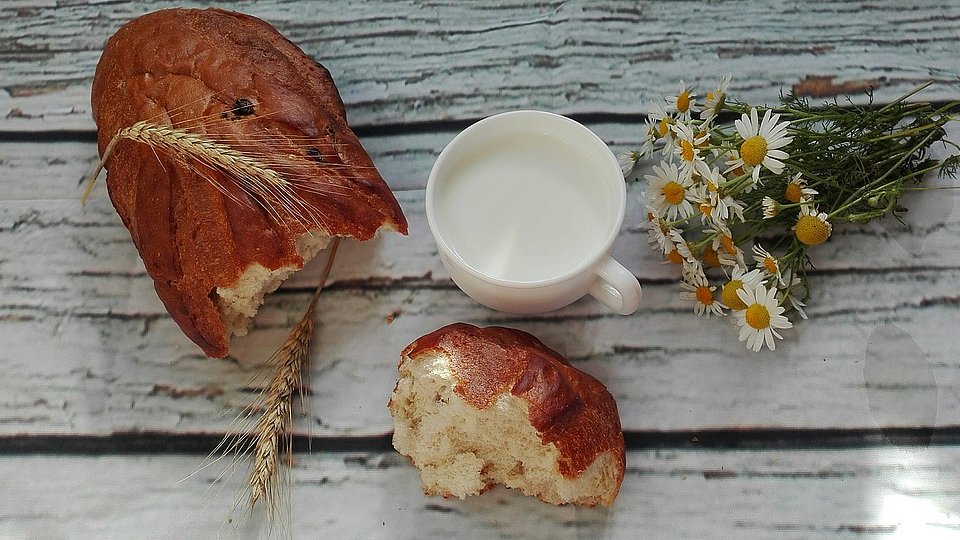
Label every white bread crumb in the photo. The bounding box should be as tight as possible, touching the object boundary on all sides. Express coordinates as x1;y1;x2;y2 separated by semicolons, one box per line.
215;229;331;337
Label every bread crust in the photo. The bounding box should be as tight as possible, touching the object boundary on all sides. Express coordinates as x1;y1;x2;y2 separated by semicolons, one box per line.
401;323;626;487
91;8;407;357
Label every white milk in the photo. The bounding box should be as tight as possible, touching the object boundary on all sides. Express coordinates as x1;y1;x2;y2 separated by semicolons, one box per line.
432;133;614;282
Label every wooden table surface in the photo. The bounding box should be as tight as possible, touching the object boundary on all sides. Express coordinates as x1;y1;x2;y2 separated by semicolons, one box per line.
3;1;960;538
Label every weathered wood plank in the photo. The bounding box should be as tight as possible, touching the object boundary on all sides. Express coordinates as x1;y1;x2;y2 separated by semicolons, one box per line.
2;132;960;436
0;130;472;194
2;0;959;131
5;111;960;196
2;185;960;436
3;446;959;538
3;154;959;298
2;269;958;436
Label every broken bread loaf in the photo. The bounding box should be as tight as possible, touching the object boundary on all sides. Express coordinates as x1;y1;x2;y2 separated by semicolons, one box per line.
389;323;626;507
90;8;407;357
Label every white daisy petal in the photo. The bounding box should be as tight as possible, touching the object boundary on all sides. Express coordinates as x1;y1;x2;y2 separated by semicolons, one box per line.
734;282;791;352
735;116;751;138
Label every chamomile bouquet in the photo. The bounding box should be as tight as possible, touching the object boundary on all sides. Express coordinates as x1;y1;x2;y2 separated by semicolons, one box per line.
620;77;958;351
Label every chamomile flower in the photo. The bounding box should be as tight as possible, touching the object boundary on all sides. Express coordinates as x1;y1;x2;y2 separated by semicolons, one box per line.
705;223;746;269
648;227;671;254
666;80;698;121
701;246;723;268
638;116;660;159
734;283;792;352
681;255;708;283
762;196;780;219
665;229;703;277
618;150;641;177
648;101;676;158
784;173;818;203
699;73;731;126
669;229;698;264
679;272;726;318
642;206;673;255
723;150;759;193
689;184;715;225
720;267;764;310
777;273;809;320
752;244;784;285
728;108;793;183
644;161;694;220
671;121;711;181
702;167;745;223
719;194;746;224
793;205;833;245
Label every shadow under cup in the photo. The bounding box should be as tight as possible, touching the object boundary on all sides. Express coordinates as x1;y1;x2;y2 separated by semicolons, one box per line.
426;110;630;314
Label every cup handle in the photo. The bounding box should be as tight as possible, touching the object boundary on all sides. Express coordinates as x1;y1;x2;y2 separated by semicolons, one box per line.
588;257;642;315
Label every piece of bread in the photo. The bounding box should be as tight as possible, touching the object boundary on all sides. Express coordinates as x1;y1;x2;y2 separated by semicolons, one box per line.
388;323;626;507
90;9;408;357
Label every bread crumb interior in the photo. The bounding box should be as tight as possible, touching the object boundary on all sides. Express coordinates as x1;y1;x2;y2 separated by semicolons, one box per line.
215;229;331;337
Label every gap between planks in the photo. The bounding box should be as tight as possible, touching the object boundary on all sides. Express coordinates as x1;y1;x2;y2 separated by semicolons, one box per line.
3;426;960;456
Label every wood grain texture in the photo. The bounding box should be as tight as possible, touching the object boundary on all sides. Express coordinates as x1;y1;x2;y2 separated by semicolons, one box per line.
3;447;959;539
2;154;958;435
1;0;959;132
3;2;960;536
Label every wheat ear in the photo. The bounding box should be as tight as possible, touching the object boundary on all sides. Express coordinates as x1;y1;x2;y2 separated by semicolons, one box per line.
81;120;289;204
248;237;341;515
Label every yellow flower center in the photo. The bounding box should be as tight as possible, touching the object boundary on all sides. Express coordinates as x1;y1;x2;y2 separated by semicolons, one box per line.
658;117;671;138
720;234;736;255
699;202;712;217
721;280;747;309
702;247;721;268
745;303;771;330
677;91;691;113
667;250;683;264
763;257;778;275
706;91;715;102
795;215;832;245
647;212;655;222
696;286;714;306
785;182;803;203
680;140;695;162
740;135;768;167
663;181;685;205
706;181;718;193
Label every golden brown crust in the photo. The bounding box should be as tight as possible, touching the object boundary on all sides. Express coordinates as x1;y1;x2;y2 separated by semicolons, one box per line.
402;323;626;482
91;8;407;357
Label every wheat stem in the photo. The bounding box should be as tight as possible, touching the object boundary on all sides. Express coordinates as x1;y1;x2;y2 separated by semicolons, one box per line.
248;237;341;514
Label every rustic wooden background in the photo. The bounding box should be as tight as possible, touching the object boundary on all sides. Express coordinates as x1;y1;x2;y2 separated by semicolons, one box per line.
2;1;960;538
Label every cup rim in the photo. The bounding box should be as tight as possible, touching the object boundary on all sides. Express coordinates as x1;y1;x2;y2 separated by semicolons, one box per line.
425;109;627;288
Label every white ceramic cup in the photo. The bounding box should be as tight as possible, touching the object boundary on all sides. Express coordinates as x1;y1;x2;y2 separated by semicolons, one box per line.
425;110;642;315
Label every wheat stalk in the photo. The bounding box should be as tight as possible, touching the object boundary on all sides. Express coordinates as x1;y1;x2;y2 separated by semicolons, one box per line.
83;120;288;201
248;237;341;516
80;120;332;233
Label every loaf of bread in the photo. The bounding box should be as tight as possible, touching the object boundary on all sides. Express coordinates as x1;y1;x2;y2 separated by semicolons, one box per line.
90;9;407;357
389;323;626;507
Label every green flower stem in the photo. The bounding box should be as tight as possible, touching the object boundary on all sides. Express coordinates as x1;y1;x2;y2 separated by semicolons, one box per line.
829;128;941;217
